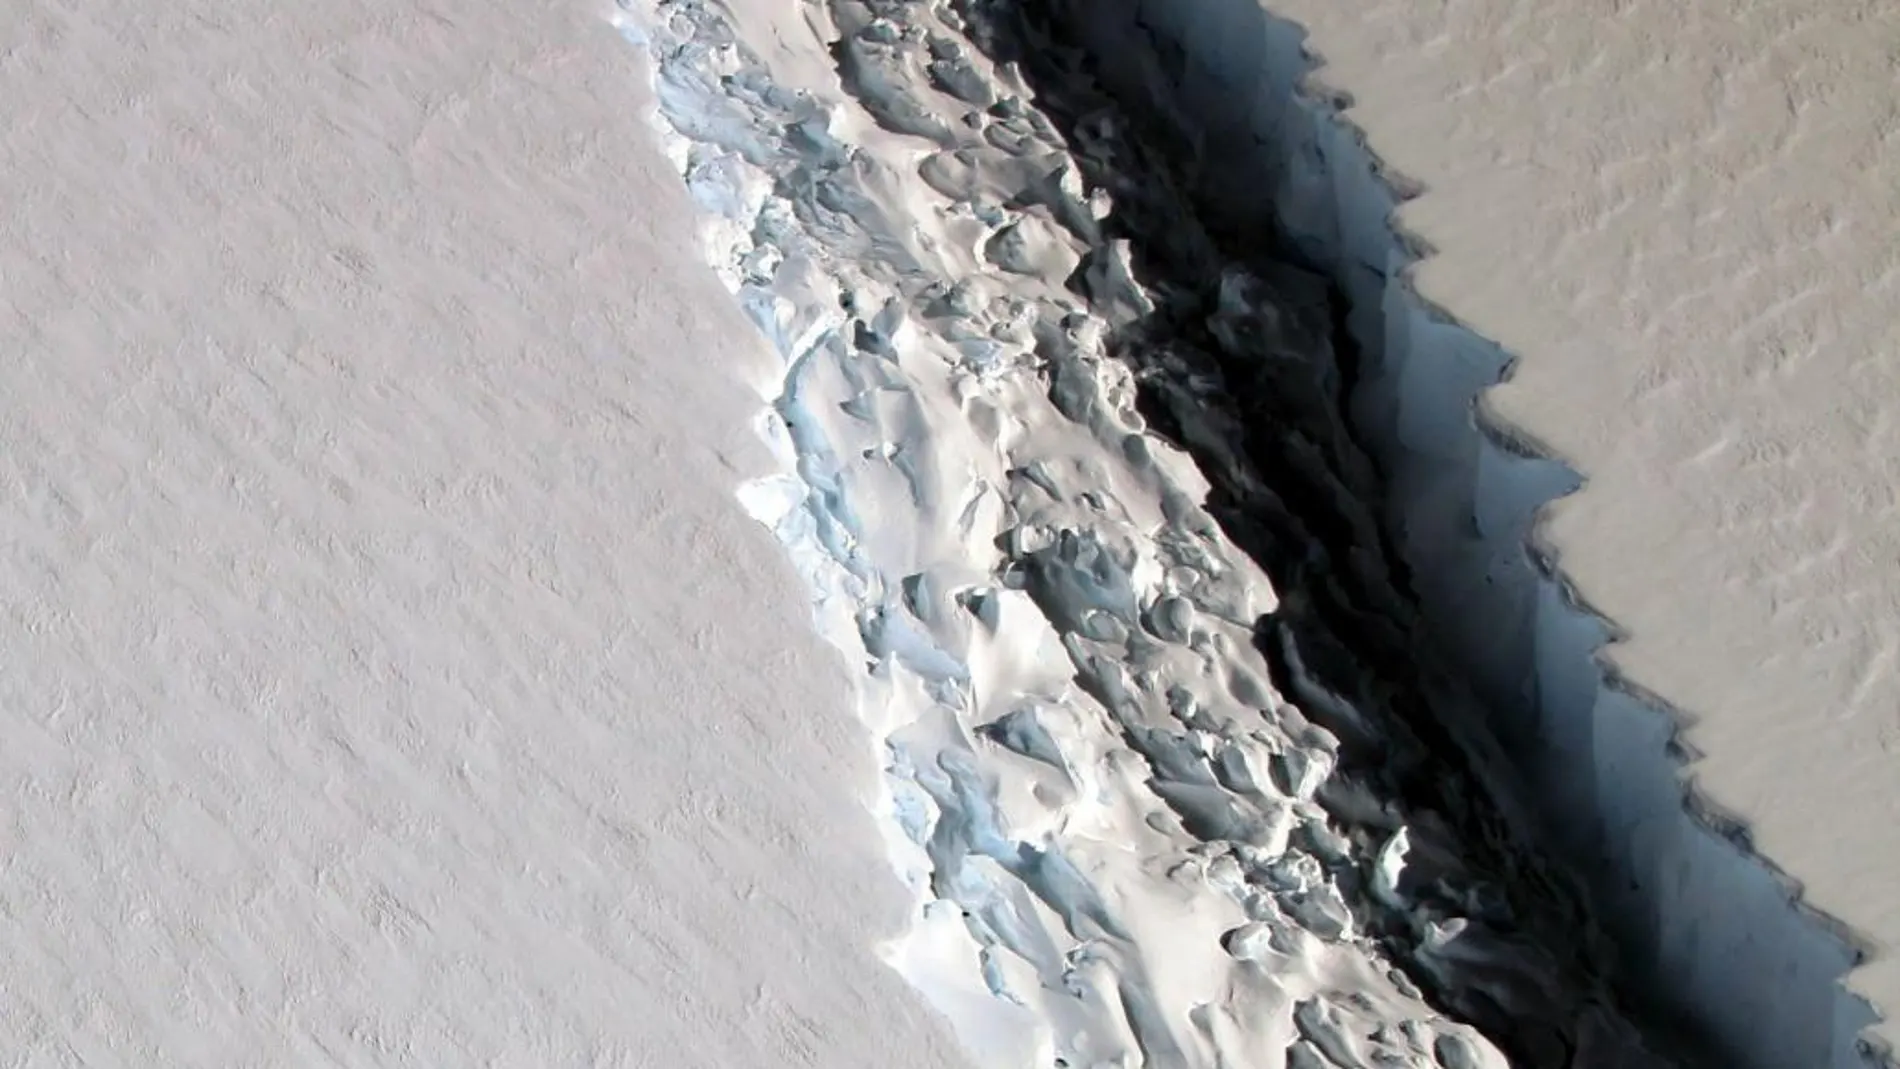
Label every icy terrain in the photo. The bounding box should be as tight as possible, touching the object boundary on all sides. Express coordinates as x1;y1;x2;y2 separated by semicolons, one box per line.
617;1;1715;1064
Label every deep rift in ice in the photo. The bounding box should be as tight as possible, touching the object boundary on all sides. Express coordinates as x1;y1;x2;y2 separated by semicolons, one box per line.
614;1;1696;1065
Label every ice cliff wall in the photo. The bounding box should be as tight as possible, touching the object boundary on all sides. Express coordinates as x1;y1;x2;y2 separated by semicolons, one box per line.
1047;1;1887;1066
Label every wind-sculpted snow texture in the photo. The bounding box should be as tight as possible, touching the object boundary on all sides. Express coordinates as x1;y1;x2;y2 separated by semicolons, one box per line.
616;1;1703;1065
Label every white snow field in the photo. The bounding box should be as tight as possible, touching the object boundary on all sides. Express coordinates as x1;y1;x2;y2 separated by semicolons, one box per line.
1052;0;1900;1066
0;1;980;1064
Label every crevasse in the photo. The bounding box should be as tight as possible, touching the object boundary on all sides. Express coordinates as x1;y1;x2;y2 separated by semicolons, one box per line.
607;0;1731;1065
1033;1;1890;1066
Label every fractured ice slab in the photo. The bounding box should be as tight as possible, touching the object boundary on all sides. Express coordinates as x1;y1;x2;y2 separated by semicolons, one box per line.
611;0;1713;1065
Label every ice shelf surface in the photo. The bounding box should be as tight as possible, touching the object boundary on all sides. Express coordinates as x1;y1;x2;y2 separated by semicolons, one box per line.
610;0;1837;1063
0;1;977;1064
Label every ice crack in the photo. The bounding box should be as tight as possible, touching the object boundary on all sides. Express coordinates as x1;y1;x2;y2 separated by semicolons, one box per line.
608;0;1685;1065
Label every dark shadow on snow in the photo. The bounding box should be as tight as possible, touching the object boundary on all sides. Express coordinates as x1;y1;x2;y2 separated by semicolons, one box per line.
941;0;1737;1064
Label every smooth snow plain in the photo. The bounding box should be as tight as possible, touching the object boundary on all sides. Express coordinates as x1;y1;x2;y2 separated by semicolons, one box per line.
1050;0;1900;1066
0;1;977;1064
615;0;1734;1065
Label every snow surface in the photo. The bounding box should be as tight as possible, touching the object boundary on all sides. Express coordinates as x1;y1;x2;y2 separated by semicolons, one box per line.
1049;0;1900;1066
0;1;979;1063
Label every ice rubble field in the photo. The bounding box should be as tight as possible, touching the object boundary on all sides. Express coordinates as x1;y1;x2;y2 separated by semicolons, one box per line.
0;0;1876;1062
618;0;1900;1065
619;3;1519;1067
608;0;1821;1065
